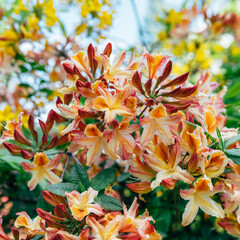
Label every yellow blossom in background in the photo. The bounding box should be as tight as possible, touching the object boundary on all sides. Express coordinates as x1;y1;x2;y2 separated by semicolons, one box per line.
165;9;183;25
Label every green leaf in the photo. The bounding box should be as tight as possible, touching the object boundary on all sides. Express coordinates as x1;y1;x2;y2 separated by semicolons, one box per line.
94;194;123;211
46;183;79;197
152;208;172;233
184;120;197;129
91;168;117;191
69;164;90;191
224;134;240;148
30;235;44;240
225;149;240;165
19;65;29;73
216;127;224;150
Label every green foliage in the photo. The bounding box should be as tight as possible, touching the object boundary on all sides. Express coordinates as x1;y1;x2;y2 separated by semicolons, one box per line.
91;167;117;191
94;194;123;211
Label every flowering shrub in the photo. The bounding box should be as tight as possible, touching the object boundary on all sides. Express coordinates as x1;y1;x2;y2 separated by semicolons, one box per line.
0;42;239;239
152;1;240;128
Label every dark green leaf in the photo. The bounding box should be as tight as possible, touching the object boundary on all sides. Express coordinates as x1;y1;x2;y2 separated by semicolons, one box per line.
46;183;79;197
91;168;117;191
94;194;123;211
69;164;90;191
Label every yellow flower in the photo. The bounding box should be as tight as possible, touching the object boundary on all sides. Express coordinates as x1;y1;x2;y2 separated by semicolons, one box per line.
165;9;182;25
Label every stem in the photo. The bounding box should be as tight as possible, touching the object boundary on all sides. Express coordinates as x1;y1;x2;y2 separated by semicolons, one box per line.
130;0;147;47
137;106;148;119
47;151;66;156
61;155;70;179
70;153;82;166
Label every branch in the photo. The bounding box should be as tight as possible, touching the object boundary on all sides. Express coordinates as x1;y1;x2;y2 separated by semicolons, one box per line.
130;0;147;47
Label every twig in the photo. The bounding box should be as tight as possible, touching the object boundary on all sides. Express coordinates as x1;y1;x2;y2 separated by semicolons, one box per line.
47;151;66;156
61;155;70;179
70;153;82;166
137;106;148;119
130;0;147;47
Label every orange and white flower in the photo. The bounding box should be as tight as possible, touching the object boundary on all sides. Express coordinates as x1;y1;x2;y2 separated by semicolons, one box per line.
181;178;224;226
86;215;124;240
144;141;194;189
92;85;135;123
69;124;118;166
22;152;62;190
140;104;182;146
14;212;43;235
65;188;104;221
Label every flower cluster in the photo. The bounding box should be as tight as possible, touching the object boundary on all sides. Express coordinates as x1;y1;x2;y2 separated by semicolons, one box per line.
1;43;240;238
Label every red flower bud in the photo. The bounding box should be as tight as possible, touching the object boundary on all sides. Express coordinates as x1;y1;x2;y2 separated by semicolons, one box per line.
162;72;189;89
64;94;73;105
73;65;87;81
11;227;19;240
54;204;72;219
144;78;153;94
161;87;181;97
37;208;65;223
103;43;112;57
45;136;58;150
3;142;22;155
14;130;32;147
132;71;145;94
39;119;48;135
62;61;74;74
155;60;172;89
40;133;48;148
42;191;67;207
175;84;198;97
56;96;63;105
28;115;38;144
21;150;34;160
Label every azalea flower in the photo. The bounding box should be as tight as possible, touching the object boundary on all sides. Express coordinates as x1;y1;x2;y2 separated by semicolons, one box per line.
22;152;62;190
144;141;194;189
65;188;104;221
14;212;43;235
140;104;182;146
69;124;118;166
86;215;124;240
181;178;224;226
92;85;135;123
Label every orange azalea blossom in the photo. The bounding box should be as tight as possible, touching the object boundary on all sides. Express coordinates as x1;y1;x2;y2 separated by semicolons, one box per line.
14;211;43;235
91;85;135;123
54;229;90;240
68;124;118;166
86;215;124;240
109;119;139;159
121;197;161;239
140;104;182;146
143;49;170;80
22;152;62;190
65;188;104;221
199;150;228;185
101;51;135;81
0;113;23;144
180;122;207;160
219;217;240;238
181;178;224;226
144;141;194;189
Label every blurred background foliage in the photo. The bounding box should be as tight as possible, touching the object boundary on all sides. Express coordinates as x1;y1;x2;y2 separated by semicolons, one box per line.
0;0;240;239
